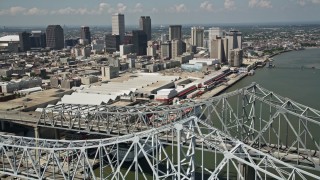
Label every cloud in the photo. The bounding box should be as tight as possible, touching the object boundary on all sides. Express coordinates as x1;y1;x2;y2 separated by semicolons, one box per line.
311;0;320;4
0;3;123;16
25;7;48;15
297;0;320;5
51;7;95;15
200;1;214;12
133;3;143;13
151;8;159;13
116;3;127;13
168;4;188;13
297;0;306;6
249;0;272;8
296;0;320;6
224;0;236;10
99;3;114;14
0;6;26;15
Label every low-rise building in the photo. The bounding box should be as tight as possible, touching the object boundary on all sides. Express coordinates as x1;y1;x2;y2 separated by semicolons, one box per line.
101;66;119;80
81;75;99;85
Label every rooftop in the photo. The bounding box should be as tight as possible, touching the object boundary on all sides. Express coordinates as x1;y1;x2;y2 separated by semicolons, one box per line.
0;35;19;42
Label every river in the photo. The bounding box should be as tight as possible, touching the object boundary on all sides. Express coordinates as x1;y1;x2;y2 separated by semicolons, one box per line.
226;48;320;110
95;48;320;179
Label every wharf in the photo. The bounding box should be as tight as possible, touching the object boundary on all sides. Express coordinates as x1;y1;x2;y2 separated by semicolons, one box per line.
198;73;247;100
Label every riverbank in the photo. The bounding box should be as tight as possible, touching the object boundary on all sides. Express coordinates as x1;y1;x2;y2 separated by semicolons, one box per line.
269;49;293;58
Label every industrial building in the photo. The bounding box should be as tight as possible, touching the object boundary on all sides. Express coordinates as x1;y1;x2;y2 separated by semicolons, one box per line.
0;77;42;93
181;63;207;72
189;58;219;66
53;73;179;106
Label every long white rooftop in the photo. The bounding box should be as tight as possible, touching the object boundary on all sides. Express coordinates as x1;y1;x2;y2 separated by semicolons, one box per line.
0;35;19;42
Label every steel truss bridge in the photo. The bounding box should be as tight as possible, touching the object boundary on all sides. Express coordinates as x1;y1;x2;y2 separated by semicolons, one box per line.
1;83;320;179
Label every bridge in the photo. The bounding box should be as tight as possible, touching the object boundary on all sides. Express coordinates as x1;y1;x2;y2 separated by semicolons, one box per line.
0;83;320;179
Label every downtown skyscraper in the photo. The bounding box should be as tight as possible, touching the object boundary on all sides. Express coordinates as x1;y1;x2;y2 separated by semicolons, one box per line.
139;16;151;41
112;13;125;43
169;25;182;40
80;26;91;44
191;27;204;47
46;25;64;50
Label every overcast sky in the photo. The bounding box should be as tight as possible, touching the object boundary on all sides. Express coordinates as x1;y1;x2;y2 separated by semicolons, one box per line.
0;0;320;26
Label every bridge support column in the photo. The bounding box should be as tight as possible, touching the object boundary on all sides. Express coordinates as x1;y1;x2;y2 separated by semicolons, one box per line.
54;129;59;139
34;126;39;166
0;121;5;131
34;126;39;138
237;162;255;180
175;124;183;180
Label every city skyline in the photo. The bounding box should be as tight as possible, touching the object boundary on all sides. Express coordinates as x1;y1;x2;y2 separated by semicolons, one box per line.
1;0;320;26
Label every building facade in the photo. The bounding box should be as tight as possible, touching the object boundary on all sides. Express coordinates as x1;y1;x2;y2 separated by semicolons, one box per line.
19;31;31;52
132;30;147;56
105;34;120;53
191;27;204;47
112;13;125;43
30;31;46;48
171;39;184;60
169;25;182;40
139;16;151;41
161;42;171;59
80;26;91;44
46;25;64;50
228;48;243;67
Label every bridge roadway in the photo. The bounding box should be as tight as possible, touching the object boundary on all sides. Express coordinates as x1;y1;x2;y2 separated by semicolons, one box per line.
0;110;39;127
1;83;320;179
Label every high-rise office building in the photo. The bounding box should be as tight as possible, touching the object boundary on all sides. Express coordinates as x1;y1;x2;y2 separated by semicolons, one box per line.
161;42;171;59
19;31;31;52
46;25;64;50
139;16;152;41
226;30;242;50
191;27;204;47
132;30;147;56
80;26;91;44
228;48;243;67
208;27;223;40
112;13;125;43
161;34;169;42
210;37;228;63
105;34;120;53
208;27;223;54
171;39;184;59
30;31;46;48
169;25;182;40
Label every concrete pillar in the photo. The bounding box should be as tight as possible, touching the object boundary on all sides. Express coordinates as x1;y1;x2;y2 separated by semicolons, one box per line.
54;129;59;139
34;126;39;162
34;126;39;138
175;124;183;180
0;121;5;131
237;162;255;180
